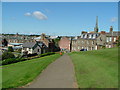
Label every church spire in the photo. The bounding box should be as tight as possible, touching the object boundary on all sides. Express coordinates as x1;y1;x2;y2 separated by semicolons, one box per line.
94;16;99;33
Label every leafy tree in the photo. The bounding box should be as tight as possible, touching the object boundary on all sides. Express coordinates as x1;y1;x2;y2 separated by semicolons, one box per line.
2;38;8;47
2;51;15;60
53;37;61;47
116;36;120;47
8;46;14;52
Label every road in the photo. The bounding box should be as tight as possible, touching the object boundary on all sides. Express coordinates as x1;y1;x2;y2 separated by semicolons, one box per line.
25;54;78;88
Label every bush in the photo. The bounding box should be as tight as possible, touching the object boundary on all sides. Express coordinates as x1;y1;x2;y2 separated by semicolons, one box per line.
2;52;15;60
2;52;55;65
8;46;14;52
2;57;27;65
39;52;55;57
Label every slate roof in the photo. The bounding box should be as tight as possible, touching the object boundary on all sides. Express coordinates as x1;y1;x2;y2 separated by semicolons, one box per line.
22;42;36;48
80;33;100;40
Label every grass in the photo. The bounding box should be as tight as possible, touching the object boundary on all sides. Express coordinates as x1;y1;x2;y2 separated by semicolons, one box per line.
2;54;60;89
68;48;118;88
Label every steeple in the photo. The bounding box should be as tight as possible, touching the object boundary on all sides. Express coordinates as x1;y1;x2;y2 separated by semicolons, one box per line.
94;16;99;33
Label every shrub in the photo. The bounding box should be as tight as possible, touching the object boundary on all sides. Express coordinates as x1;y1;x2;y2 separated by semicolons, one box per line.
39;52;55;57
8;46;14;52
2;52;55;65
2;57;27;65
2;58;17;65
2;52;15;60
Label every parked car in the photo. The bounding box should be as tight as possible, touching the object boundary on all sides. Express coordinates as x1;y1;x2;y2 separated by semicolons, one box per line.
80;49;87;51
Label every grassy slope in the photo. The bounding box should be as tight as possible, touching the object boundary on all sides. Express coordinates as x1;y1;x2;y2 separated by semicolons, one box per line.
2;54;60;88
69;48;118;88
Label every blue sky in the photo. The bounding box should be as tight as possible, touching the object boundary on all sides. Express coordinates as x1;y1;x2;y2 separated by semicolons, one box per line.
2;2;118;36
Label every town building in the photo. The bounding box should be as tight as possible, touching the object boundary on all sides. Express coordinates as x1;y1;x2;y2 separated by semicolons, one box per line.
34;33;56;52
105;26;120;48
72;17;119;52
58;36;73;51
3;33;36;43
8;43;23;50
22;41;47;55
72;33;106;51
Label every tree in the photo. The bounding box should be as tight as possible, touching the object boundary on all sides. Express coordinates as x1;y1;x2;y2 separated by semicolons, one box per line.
2;38;8;47
116;36;120;47
2;51;15;60
8;46;14;52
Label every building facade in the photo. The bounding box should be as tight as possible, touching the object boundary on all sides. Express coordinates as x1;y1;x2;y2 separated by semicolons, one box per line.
58;36;72;51
72;33;106;51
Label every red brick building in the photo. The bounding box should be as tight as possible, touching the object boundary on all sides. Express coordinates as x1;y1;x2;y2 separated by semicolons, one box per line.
58;36;72;51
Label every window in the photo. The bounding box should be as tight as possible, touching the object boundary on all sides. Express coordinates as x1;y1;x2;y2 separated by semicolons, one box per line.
106;37;109;42
109;37;112;41
114;37;116;42
38;49;39;52
78;41;80;43
87;47;88;50
89;34;92;38
93;34;96;39
92;41;94;45
87;41;89;44
82;41;84;44
84;34;87;38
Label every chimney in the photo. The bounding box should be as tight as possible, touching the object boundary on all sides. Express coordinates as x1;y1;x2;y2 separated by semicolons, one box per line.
41;33;46;40
100;31;106;34
110;26;113;33
81;31;87;34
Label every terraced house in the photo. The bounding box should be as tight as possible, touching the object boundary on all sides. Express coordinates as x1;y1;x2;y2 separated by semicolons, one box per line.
72;17;119;52
105;26;120;48
3;33;35;43
72;32;106;51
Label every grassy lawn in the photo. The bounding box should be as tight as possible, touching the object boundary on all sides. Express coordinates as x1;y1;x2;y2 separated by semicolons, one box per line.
2;54;60;88
69;48;118;88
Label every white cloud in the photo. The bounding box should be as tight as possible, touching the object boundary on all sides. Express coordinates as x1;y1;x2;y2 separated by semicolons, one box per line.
32;11;47;20
24;11;47;20
24;12;31;16
111;17;117;22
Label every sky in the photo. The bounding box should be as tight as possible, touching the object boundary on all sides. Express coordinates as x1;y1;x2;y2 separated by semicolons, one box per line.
2;2;118;36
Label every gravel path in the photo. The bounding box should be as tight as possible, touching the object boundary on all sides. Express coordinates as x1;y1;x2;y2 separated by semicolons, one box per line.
25;54;78;88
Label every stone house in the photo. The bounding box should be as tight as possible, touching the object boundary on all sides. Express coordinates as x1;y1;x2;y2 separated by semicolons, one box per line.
34;33;55;52
72;33;106;51
105;26;120;48
22;41;47;55
3;33;35;43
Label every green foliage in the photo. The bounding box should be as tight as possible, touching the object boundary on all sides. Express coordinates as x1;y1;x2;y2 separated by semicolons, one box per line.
53;38;60;47
38;52;55;57
2;58;26;65
69;48;118;88
8;46;14;52
2;52;15;60
2;52;55;66
116;36;120;47
102;45;106;49
2;38;8;46
2;54;60;88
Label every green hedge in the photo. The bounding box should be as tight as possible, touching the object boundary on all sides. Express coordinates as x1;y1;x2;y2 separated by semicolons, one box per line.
2;52;55;65
2;58;27;65
38;52;55;57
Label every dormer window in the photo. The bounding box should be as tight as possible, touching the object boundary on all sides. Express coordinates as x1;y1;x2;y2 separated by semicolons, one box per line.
89;34;92;38
81;34;84;38
93;34;96;39
84;34;87;38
